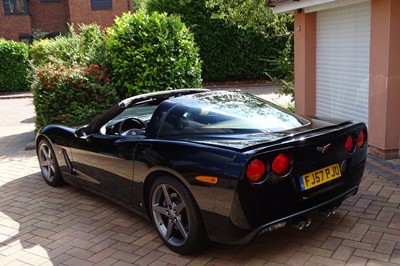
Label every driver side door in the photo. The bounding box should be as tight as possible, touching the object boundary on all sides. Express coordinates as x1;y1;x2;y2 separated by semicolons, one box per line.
70;133;142;203
69;99;160;202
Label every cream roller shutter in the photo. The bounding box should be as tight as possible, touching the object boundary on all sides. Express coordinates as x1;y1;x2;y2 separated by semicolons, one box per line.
316;2;370;124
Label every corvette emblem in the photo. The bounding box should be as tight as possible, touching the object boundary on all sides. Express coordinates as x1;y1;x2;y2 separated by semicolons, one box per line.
317;143;331;154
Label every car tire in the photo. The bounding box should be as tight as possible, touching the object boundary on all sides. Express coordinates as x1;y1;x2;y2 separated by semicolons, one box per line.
149;176;208;254
37;139;64;187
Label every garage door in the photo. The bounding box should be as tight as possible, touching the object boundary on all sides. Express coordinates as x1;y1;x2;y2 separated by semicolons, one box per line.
316;2;370;124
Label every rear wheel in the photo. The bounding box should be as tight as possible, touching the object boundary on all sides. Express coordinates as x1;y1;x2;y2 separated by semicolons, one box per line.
38;139;64;187
149;176;208;254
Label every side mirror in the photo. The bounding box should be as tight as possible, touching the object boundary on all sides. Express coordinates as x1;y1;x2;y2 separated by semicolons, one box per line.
74;127;91;141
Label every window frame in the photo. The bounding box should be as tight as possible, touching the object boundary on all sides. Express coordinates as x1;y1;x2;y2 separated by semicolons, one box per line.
90;0;112;11
3;0;29;15
19;33;32;44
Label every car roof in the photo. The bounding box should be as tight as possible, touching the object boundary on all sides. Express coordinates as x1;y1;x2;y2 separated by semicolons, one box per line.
119;89;209;108
151;90;311;137
87;89;209;132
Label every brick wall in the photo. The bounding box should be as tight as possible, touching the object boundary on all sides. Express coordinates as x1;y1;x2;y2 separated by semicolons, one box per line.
68;0;132;31
0;2;31;41
30;0;70;34
0;0;132;41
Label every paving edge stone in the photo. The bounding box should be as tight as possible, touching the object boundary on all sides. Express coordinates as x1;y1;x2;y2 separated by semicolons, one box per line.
25;141;36;150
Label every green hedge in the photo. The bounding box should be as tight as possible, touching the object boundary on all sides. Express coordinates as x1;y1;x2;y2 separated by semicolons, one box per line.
30;24;109;68
0;39;30;92
32;63;118;130
106;12;202;98
31;24;117;129
145;0;288;82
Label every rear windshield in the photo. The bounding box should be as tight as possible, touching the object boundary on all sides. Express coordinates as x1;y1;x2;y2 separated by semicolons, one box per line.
159;91;309;135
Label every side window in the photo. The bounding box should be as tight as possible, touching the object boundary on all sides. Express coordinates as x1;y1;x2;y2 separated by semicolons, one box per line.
90;0;112;10
159;106;196;135
100;102;159;135
3;0;29;14
159;105;234;136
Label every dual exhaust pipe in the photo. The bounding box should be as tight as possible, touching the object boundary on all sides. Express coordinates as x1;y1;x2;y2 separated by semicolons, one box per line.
292;207;337;231
292;216;312;230
259;206;338;235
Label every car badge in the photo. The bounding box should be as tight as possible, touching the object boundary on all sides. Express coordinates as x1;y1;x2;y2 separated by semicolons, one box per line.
317;143;331;154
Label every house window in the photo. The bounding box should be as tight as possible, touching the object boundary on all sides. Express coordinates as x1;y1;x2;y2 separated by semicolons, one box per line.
19;33;32;44
3;0;29;14
91;0;112;10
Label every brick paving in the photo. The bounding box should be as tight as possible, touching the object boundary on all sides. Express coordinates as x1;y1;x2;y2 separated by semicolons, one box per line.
0;93;400;265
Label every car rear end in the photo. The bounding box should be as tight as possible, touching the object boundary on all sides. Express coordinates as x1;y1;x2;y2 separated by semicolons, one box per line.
156;90;368;244
231;121;367;241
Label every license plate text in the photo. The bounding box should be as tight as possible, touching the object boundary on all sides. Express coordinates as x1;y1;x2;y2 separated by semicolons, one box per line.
299;164;341;191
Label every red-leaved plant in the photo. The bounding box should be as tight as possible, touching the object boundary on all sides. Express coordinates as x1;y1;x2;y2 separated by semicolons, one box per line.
32;63;118;130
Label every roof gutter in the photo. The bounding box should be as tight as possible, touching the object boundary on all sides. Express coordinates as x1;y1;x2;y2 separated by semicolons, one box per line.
268;0;369;14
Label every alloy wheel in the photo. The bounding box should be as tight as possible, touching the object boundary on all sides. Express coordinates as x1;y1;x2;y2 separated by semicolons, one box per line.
39;142;56;183
151;183;189;247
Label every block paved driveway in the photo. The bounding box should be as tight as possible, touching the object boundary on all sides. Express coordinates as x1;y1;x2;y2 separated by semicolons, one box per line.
0;97;400;266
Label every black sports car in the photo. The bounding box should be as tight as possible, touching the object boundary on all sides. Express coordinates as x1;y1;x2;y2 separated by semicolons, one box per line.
36;89;367;254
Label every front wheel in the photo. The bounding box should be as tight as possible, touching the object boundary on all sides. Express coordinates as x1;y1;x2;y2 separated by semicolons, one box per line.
149;176;208;254
37;139;64;187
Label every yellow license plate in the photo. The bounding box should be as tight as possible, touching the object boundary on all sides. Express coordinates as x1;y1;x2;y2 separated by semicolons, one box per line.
299;164;341;191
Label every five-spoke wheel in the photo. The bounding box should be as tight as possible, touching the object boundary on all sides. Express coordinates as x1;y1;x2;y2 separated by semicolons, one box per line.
38;139;64;187
149;176;208;254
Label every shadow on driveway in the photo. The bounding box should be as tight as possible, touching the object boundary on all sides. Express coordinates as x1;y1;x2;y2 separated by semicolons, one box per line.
1;159;399;265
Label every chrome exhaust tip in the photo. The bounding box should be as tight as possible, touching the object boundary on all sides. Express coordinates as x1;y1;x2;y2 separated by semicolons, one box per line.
292;217;312;230
321;207;337;218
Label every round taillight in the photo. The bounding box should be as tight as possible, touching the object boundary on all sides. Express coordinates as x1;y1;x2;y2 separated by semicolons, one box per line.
344;135;355;153
357;130;366;148
271;153;290;175
246;159;266;183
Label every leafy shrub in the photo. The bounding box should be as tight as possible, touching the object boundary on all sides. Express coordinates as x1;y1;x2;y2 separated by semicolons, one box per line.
145;0;290;82
31;28;50;41
0;39;30;92
30;39;53;66
30;24;116;129
106;12;202;98
32;63;118;130
273;35;295;103
30;24;110;68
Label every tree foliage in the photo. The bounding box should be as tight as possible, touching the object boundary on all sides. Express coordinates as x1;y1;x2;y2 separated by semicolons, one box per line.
206;0;295;101
205;0;293;36
145;0;291;82
106;11;202;98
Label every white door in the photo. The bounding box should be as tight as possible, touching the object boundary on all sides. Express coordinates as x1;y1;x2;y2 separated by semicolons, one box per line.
316;2;370;124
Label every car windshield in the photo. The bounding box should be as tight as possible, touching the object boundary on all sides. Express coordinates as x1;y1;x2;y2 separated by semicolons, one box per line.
160;91;309;135
100;101;159;134
114;103;158;121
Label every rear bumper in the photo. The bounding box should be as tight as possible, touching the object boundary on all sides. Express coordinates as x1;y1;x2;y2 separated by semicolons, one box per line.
241;186;357;244
202;186;358;244
202;158;365;244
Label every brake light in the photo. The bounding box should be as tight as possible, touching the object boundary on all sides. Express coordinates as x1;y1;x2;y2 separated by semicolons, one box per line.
344;135;355;153
271;153;290;175
246;159;266;183
357;129;366;148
